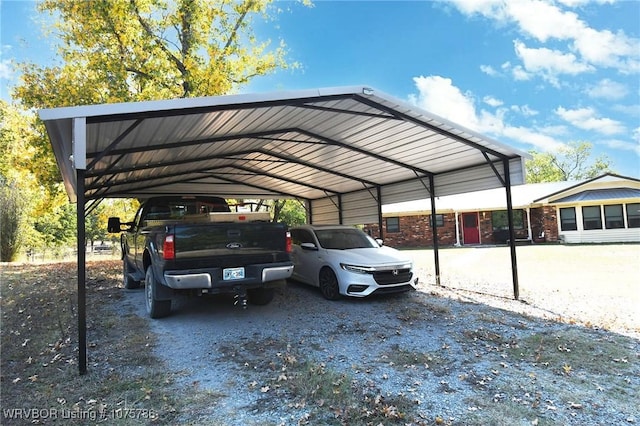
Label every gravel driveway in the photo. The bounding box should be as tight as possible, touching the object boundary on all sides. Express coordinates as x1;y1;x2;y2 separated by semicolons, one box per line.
118;245;639;425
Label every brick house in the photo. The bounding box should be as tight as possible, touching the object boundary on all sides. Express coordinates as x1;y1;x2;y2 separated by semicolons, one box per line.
365;174;640;247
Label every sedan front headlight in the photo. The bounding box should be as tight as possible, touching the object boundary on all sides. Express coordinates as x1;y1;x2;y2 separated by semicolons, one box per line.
340;263;376;274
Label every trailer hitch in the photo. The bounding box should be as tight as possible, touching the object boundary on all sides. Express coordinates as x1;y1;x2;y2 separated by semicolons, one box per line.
234;288;248;309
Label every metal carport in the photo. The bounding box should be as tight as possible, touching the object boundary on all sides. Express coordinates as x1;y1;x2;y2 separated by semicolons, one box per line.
39;85;529;374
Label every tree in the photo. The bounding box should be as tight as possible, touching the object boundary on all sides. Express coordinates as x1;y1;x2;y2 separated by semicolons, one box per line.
0;101;41;260
526;141;614;183
273;199;307;226
86;198;140;247
15;0;300;108
0;176;24;261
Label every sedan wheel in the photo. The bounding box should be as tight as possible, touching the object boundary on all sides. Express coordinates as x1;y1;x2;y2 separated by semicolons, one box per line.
319;268;341;300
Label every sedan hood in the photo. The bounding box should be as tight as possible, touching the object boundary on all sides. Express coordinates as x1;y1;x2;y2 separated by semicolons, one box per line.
325;246;411;268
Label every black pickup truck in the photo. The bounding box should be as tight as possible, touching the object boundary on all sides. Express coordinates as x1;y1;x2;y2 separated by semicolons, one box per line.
107;196;293;318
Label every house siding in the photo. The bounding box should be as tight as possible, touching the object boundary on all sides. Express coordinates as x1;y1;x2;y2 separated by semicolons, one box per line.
556;202;640;243
560;229;640;243
364;214;458;247
367;210;532;248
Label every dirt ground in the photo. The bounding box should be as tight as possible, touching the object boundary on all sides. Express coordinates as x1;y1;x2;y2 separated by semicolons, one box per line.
404;243;640;338
1;244;638;425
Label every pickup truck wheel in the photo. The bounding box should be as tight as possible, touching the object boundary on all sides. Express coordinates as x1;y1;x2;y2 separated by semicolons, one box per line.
123;259;140;289
145;267;171;318
247;288;275;305
319;268;341;300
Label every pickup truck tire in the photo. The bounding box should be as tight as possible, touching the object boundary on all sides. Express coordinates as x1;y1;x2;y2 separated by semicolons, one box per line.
247;288;275;305
123;259;141;289
319;267;341;300
145;266;172;319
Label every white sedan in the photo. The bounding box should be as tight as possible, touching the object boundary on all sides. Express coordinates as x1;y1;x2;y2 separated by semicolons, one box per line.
289;225;418;300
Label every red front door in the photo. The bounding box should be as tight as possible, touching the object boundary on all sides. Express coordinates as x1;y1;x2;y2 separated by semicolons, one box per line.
462;212;480;244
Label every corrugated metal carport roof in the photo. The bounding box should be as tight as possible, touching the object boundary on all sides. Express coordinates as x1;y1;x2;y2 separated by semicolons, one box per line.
39;86;528;217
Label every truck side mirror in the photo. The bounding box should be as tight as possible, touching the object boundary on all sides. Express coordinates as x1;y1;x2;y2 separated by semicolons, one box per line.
107;217;122;233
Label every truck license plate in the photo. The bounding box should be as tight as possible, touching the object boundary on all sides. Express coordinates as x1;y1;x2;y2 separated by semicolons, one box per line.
223;267;245;280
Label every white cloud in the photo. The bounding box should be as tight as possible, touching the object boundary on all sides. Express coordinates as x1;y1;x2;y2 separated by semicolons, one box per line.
480;64;498;76
555;106;626;135
557;0;615;7
613;104;640;117
511;104;539;117
511;64;531;81
502;125;566;151
410;75;480;131
0;59;12;80
450;0;640;76
572;27;640;73
409;75;566;152
514;40;594;85
483;96;503;107
505;0;584;43
585;78;628;100
540;125;569;137
601;138;640;156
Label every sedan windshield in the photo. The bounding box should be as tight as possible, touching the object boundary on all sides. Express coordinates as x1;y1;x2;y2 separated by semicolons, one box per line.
315;229;378;250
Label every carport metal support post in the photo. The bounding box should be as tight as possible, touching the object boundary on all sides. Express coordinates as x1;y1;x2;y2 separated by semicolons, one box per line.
377;186;384;240
73;117;88;375
504;159;520;300
77;168;87;374
429;175;441;285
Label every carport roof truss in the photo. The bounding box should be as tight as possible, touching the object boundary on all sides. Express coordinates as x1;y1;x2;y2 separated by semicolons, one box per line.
39;85;528;208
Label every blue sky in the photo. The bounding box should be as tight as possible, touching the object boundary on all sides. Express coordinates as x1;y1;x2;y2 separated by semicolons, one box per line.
2;0;639;177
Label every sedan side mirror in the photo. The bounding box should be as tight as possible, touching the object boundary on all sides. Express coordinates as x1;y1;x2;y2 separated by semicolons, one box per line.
300;242;319;251
375;238;384;247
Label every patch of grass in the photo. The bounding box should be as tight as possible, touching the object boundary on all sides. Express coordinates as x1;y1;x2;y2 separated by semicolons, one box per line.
462;397;557;426
276;358;420;426
382;344;437;369
390;298;452;324
462;327;509;344
0;260;215;425
508;328;635;376
220;337;425;425
476;327;640;423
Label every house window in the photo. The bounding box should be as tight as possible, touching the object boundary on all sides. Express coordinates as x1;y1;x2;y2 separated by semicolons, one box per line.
582;206;602;230
491;210;524;230
432;214;444;227
627;203;640;228
559;207;577;231
386;217;400;233
604;205;624;229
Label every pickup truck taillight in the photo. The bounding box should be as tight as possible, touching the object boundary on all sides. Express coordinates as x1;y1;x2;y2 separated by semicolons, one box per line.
286;231;292;253
163;235;175;260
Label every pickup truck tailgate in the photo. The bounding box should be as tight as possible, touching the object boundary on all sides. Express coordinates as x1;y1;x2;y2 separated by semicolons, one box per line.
171;222;290;268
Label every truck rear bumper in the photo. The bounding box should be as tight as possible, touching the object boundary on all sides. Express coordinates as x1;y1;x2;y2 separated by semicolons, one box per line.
262;265;294;282
164;272;212;289
163;262;294;290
